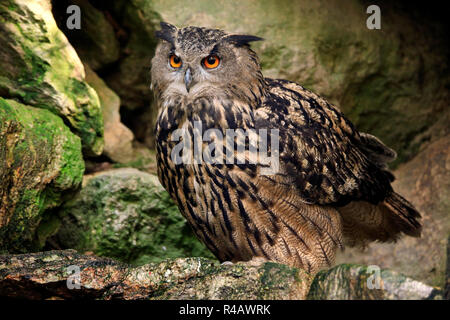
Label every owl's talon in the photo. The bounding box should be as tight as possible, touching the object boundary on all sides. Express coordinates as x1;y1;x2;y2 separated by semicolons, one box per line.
221;261;234;266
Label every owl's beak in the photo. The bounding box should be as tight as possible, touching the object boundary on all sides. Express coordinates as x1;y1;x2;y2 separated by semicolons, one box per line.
184;68;194;92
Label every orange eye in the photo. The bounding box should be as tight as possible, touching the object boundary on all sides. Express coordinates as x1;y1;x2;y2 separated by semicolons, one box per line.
203;55;220;69
169;54;182;68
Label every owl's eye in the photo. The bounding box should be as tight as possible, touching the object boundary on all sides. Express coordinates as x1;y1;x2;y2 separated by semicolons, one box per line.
202;55;220;69
169;54;182;68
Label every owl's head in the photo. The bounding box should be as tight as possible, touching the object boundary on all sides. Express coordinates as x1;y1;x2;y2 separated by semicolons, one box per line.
151;22;264;103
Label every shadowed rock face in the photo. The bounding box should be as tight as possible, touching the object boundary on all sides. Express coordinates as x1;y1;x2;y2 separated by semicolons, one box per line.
52;0;121;71
0;250;441;300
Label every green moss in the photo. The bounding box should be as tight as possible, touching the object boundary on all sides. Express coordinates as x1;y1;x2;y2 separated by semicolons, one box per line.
0;1;104;156
258;262;301;296
3;0;24;16
308;264;382;299
35;213;62;249
0;98;84;252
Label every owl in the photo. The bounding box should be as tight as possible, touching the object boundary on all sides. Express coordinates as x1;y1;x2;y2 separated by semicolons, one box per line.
151;22;422;274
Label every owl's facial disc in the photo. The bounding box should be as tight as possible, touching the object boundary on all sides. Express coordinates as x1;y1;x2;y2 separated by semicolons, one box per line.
152;24;265;102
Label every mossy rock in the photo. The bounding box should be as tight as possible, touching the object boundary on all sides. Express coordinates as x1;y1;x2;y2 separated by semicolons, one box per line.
1;250;442;300
51;168;214;265
0;0;104;156
0;98;84;253
307;264;443;300
152;260;311;300
0;250;311;299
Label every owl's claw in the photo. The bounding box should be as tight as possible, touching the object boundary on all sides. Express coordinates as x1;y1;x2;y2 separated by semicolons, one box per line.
221;261;234;266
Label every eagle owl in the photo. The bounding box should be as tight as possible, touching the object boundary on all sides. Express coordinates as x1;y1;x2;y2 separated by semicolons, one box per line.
151;22;422;274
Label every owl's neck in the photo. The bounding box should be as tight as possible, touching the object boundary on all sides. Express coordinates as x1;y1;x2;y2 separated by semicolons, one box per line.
155;76;267;134
156;95;255;134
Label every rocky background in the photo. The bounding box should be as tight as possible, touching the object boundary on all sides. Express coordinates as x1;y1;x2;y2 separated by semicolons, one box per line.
0;0;448;300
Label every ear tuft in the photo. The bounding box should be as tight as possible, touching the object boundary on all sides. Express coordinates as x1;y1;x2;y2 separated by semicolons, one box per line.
155;22;177;45
224;34;264;47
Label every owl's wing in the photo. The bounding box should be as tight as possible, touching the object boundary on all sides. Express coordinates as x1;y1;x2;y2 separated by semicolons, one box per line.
256;78;396;206
253;79;421;244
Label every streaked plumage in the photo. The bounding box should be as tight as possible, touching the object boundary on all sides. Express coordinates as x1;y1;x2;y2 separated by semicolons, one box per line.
151;23;422;274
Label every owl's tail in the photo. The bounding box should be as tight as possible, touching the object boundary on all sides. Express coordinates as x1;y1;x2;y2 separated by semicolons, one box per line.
383;192;422;237
338;192;422;248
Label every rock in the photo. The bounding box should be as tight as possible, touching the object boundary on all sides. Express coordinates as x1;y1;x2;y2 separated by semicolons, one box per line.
0;250;311;300
336;136;450;288
51;0;162;149
119;102;158;149
150;0;449;165
84;64;135;164
0;98;84;253
154;260;311;300
103;0;161;111
308;264;443;300
49;168;213;265
52;0;121;71
0;0;104;155
0;250;440;300
111;142;158;175
83;0;162;149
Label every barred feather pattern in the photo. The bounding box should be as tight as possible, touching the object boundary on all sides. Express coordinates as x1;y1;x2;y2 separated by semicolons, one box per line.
155;92;344;273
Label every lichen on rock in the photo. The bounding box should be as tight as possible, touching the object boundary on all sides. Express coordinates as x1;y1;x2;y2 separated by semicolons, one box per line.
0;250;311;300
0;250;441;300
308;264;443;300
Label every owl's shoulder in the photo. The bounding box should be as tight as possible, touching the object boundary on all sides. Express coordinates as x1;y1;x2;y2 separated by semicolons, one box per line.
260;78;357;139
